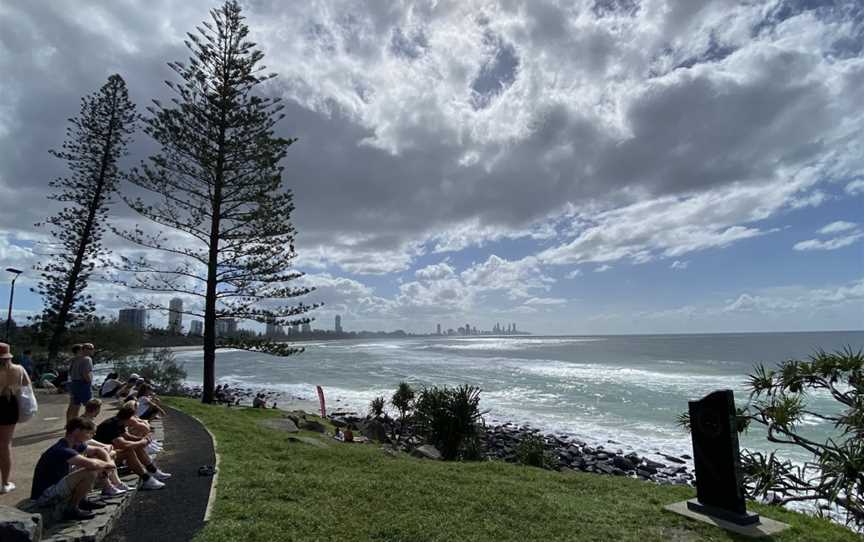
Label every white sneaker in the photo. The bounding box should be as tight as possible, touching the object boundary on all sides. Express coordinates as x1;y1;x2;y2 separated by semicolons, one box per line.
0;482;15;494
145;443;161;455
116;482;133;492
102;485;127;496
141;477;165;490
153;469;172;481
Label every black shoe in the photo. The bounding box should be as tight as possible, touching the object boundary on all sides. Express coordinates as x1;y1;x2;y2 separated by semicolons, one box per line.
79;499;107;511
64;507;96;520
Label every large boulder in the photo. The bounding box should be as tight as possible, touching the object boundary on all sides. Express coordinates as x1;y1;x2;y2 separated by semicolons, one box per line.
0;505;42;542
411;444;442;460
299;419;327;433
612;455;636;471
360;419;390;443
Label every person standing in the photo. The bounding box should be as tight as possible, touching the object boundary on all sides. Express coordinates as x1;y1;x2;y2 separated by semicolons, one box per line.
0;342;32;494
66;343;94;422
18;349;34;379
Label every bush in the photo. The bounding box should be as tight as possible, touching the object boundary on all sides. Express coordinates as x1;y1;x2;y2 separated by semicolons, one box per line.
414;385;485;460
369;396;386;418
114;347;187;394
390;382;416;443
516;434;556;469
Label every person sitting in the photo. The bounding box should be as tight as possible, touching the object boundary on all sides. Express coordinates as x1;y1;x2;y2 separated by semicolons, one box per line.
79;399;134;495
95;404;170;490
252;393;266;408
30;417;113;520
114;374;141;401
99;373;124;398
135;384;167;420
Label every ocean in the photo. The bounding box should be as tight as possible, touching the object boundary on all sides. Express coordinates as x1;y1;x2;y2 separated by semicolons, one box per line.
174;330;863;465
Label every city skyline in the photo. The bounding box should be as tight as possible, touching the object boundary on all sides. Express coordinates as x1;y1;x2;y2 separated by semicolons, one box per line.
0;1;861;335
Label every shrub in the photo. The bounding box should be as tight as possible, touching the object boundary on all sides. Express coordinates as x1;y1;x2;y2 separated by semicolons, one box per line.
516;434;556;469
414;385;485;460
114;347;187;394
369;396;386;419
390;381;416;443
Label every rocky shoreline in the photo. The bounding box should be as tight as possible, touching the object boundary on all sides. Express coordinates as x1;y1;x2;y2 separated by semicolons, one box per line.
172;384;694;486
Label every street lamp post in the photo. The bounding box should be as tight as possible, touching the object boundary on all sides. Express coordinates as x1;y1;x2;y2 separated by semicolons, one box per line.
5;267;22;342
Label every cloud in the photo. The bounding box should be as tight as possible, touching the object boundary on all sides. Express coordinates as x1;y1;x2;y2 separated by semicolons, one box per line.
565;269;582;279
670;260;689;270
415;262;456;281
793;232;864;251
723;278;864;313
818;221;857;235
845;179;864;196
523;296;567;306
594;264;612;273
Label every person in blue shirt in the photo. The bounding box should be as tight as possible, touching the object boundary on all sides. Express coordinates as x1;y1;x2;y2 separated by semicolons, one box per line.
31;417;114;520
18;350;33;379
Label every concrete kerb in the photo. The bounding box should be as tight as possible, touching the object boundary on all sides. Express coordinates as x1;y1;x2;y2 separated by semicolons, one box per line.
170;408;220;523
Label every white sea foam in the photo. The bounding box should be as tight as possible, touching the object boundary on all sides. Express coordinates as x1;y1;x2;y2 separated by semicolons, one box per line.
420;337;606;352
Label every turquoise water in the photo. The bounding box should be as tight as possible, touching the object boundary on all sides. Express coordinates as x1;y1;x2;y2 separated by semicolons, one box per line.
175;330;863;464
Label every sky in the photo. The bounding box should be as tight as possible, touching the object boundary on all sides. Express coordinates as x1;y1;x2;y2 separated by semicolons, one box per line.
0;0;862;335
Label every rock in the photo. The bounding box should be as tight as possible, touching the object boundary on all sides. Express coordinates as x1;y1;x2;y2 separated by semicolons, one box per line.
661;454;686;464
411;444;442;460
680;454;692;460
612;455;636;471
636;468;654;479
261;418;299;433
299;419;327;433
329;417;348;428
595;461;615;475
360;419;390;443
0;505;42;542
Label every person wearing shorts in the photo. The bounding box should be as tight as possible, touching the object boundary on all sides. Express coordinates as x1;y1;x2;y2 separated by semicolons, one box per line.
30;417;114;520
66;344;94;422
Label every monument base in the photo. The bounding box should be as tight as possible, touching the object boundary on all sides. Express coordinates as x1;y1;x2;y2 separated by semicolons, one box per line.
686;499;760;525
664;500;790;538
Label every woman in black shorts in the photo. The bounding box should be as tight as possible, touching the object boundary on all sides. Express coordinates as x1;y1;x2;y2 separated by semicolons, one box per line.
0;342;31;494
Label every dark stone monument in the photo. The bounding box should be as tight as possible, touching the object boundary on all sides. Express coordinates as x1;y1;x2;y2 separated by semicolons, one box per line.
686;389;759;525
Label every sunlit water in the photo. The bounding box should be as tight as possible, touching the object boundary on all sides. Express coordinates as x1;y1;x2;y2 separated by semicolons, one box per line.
173;330;863;467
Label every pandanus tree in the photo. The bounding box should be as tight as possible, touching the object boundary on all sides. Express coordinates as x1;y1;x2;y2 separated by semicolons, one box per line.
113;1;318;403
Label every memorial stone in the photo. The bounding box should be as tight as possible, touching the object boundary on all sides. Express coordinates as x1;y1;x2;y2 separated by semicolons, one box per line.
686;389;759;525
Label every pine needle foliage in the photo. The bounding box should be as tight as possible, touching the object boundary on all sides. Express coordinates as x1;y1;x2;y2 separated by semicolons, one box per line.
33;74;136;362
113;1;318;403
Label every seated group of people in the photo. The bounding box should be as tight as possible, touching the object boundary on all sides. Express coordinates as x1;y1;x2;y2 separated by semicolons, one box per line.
31;390;171;520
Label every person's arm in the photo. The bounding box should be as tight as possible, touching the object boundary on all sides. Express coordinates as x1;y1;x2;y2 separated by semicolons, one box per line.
111;435;148;450
68;454;114;471
84;358;93;384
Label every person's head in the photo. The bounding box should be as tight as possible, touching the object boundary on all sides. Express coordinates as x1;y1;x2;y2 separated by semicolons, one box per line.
116;403;136;422
66;416;96;444
106;372;118;380
23;349;32;356
138;383;152;397
0;342;12;366
71;343;82;355
82;343;95;355
84;398;102;416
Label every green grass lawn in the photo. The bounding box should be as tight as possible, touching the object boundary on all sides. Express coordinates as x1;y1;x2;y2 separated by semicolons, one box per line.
164;397;859;542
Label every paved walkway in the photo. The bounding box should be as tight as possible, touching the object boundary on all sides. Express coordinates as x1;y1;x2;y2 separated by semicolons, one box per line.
105;406;215;542
1;390;116;507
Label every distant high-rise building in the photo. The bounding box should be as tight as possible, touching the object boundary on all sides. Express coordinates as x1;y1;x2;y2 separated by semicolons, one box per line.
118;308;147;331
216;318;237;337
436;323;441;335
291;324;300;334
168;298;183;333
301;322;311;334
265;319;282;338
512;323;516;334
335;315;342;333
190;320;203;336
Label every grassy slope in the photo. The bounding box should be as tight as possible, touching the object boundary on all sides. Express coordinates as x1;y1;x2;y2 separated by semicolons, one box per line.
165;397;858;542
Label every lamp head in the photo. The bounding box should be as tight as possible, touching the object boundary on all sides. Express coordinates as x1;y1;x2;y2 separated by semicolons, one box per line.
5;268;22;275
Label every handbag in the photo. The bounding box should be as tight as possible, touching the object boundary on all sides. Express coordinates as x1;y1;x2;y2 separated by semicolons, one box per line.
17;380;38;423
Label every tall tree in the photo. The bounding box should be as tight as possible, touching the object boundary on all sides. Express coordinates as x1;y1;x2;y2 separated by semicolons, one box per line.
34;74;137;363
114;1;318;404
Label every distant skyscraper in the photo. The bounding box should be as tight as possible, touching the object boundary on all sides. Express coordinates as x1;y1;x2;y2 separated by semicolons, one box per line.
216;318;237;337
301;322;311;334
335;315;342;333
118;308;147;331
265;319;282;338
436;323;441;335
292;324;300;334
190;320;203;336
168;298;183;333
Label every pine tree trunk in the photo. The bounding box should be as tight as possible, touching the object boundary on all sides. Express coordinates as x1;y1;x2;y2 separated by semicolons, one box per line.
47;103;118;364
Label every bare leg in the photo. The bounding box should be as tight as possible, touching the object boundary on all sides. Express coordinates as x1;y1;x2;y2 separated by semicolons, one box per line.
0;424;14;485
118;448;146;476
66;401;81;422
67;469;98;509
